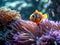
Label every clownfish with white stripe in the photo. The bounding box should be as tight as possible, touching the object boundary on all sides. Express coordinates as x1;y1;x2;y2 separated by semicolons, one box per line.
30;10;48;24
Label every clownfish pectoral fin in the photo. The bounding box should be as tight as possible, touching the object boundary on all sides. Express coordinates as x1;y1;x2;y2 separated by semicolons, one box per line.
43;13;48;19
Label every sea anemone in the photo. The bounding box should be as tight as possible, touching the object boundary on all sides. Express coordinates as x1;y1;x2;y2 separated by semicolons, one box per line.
0;8;60;45
0;8;21;25
7;20;40;37
6;20;39;45
6;19;60;45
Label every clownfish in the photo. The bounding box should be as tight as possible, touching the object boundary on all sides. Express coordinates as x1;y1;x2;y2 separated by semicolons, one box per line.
30;10;48;24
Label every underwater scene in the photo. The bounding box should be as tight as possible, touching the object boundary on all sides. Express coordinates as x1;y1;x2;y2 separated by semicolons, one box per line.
0;0;60;45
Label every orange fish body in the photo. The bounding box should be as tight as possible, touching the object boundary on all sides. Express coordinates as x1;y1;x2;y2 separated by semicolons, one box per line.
30;10;42;24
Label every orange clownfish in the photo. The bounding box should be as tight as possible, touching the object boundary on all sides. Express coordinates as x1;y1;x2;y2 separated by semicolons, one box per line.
30;10;48;24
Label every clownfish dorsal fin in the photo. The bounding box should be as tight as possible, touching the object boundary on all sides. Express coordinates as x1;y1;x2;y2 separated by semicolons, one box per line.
34;10;39;14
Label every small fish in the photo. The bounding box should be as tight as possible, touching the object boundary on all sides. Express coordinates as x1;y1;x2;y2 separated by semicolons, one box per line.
30;10;48;24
